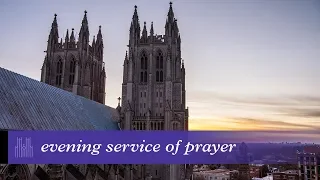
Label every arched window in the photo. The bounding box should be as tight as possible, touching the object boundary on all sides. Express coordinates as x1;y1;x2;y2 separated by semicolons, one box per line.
160;57;163;69
156;50;164;82
140;72;144;82
144;71;147;82
69;58;76;85
140;51;148;83
156;58;159;69
141;51;148;70
56;59;63;73
56;59;63;86
156;50;163;69
160;71;163;82
156;71;159;82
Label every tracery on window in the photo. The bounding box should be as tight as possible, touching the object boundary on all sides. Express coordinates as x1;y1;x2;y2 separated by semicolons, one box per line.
156;50;164;82
140;51;148;83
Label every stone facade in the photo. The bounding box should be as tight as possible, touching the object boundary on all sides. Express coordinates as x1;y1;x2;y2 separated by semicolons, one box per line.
119;3;191;180
40;11;106;104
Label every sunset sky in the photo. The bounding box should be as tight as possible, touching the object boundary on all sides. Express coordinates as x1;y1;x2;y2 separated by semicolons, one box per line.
1;0;320;132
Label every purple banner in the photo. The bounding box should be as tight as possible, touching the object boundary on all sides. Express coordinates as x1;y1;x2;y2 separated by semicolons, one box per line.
8;131;320;164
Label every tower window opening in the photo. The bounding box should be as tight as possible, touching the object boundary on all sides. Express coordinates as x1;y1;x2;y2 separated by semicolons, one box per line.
140;51;148;83
156;51;164;82
160;71;163;82
140;72;144;82
69;59;76;85
56;59;63;74
156;71;159;82
144;71;147;82
55;75;62;86
56;59;63;86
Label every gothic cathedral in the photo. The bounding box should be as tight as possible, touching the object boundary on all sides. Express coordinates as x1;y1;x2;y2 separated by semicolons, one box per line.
40;11;106;104
119;3;190;180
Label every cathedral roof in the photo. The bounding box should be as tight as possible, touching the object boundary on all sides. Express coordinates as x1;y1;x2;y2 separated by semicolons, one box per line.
0;67;120;130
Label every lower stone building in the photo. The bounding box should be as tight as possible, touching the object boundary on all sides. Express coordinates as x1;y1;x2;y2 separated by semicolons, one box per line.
0;67;122;180
272;170;299;180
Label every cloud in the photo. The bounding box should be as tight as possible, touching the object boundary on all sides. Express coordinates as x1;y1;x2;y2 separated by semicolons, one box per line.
227;117;320;130
189;91;320;107
189;116;320;131
188;90;320;118
283;108;320;118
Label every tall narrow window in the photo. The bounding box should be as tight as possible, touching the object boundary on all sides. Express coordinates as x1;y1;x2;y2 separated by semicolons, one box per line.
140;51;148;83
156;71;159;82
160;71;163;82
56;60;63;74
140;72;144;82
160;56;163;69
156;50;164;82
69;59;76;85
144;71;147;82
56;59;63;86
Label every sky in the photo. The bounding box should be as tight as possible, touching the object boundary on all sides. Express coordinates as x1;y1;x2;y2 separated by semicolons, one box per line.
1;0;320;132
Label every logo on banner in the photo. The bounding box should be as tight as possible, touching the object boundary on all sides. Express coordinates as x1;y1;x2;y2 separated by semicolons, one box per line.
14;137;33;158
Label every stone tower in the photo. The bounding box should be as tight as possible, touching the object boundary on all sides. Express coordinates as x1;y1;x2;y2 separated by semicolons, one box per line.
120;2;190;180
41;11;106;104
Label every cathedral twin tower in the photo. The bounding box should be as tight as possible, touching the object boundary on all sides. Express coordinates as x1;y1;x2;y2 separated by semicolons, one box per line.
41;10;106;104
41;2;188;132
121;3;188;133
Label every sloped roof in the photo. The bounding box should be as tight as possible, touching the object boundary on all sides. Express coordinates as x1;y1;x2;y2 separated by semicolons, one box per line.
0;67;120;130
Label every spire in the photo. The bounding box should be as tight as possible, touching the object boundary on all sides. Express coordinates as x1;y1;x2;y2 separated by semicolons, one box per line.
97;26;102;38
82;10;88;25
129;5;140;43
167;2;175;23
150;22;154;36
142;21;148;41
48;13;59;48
133;5;138;22
165;2;179;39
70;28;75;43
60;38;63;44
130;5;139;29
96;25;103;45
95;26;103;61
52;14;58;28
65;29;69;43
79;10;89;44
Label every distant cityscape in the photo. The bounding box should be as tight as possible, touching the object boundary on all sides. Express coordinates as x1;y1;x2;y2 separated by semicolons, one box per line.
192;144;320;180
